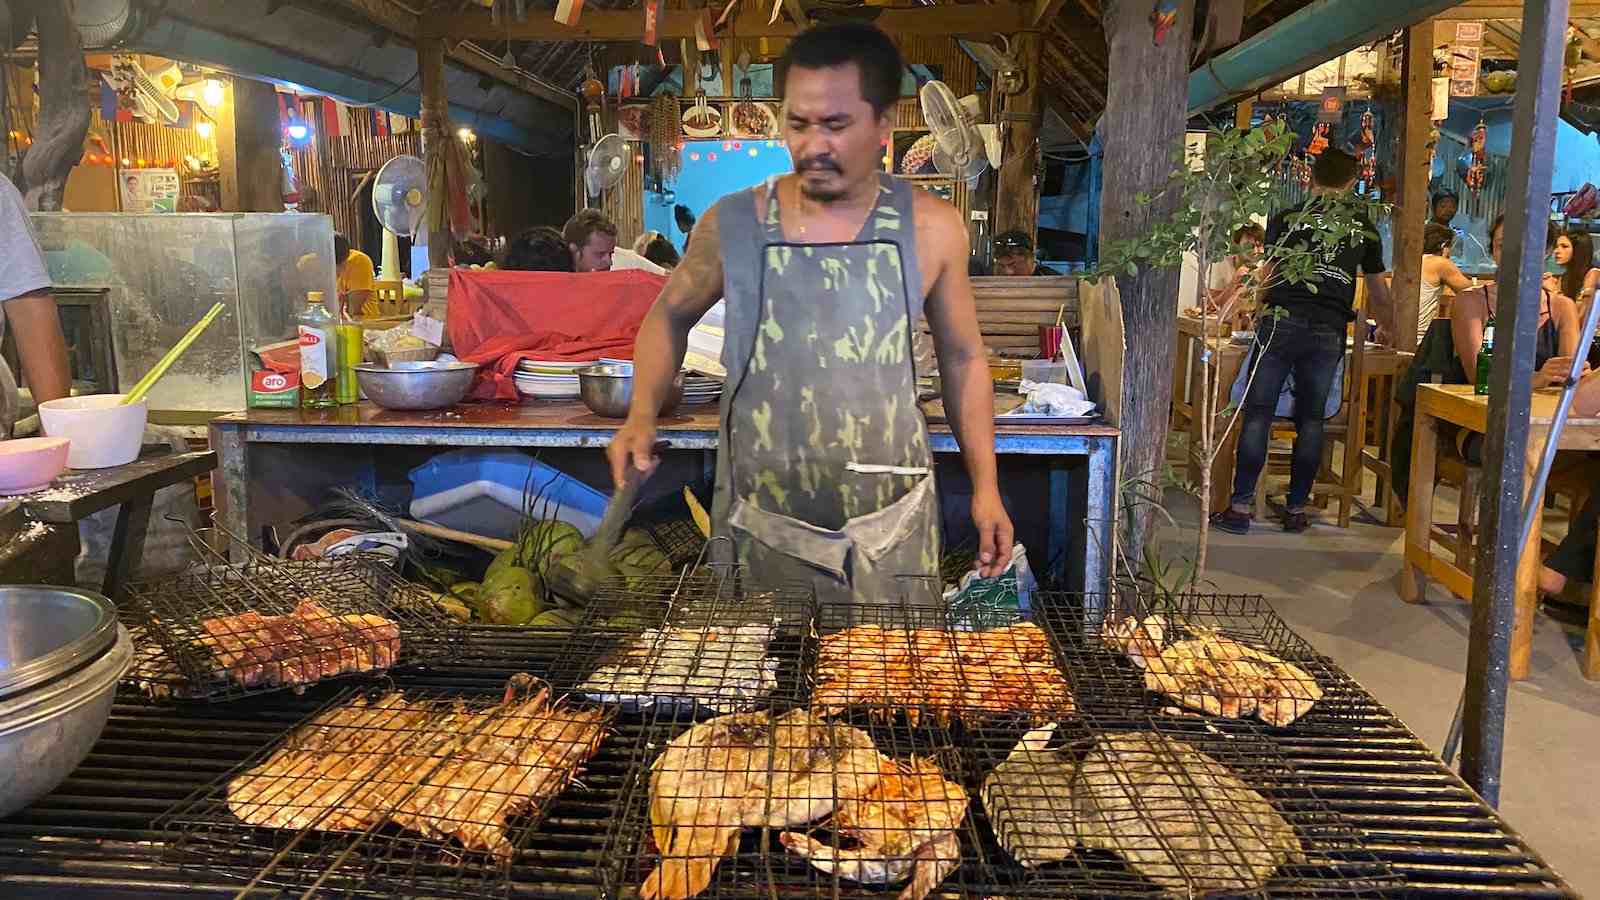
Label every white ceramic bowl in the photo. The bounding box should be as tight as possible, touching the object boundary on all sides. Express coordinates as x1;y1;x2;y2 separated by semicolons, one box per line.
0;437;70;494
38;394;148;470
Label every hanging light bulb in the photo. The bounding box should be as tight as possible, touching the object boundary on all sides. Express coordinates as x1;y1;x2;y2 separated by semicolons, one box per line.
202;79;225;108
457;127;476;142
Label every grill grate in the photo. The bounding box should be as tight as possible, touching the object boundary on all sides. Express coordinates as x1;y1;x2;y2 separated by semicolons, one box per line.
0;611;1580;899
157;676;614;899
538;569;818;713
124;529;460;703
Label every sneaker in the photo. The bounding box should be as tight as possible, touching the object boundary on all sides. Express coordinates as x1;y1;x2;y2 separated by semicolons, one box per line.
1283;510;1312;533
1210;508;1251;534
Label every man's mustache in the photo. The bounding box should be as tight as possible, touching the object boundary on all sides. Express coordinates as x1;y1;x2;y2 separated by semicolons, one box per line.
797;157;840;173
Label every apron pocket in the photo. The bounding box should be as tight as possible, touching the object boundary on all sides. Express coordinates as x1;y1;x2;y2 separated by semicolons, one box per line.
842;475;936;564
727;499;850;580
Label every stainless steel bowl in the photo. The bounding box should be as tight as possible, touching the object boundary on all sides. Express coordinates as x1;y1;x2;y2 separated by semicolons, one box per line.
354;361;479;411
0;621;131;818
0;586;118;701
577;365;683;418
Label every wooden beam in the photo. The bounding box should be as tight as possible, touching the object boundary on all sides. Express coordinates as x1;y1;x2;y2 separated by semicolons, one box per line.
995;31;1045;240
422;4;1030;41
1390;21;1434;353
419;35;452;269
1211;0;1245;49
1033;0;1071;27
1435;0;1600;17
219;77;286;212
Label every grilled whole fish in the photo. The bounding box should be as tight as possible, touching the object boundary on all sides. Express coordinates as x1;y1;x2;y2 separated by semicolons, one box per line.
1108;615;1323;726
780;754;968;900
981;723;1077;869
1070;732;1304;895
641;708;884;900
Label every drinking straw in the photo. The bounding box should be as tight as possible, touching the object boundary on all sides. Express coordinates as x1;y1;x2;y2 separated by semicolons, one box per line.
122;302;227;406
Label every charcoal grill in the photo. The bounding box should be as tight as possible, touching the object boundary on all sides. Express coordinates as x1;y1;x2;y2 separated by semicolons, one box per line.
0;609;1579;898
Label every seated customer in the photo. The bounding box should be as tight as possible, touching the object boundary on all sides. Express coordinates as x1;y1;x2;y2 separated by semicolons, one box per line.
633;230;681;269
1390;215;1585;498
563;209;668;274
1206;224;1265;329
990;230;1059;276
1419;223;1475;342
500;226;573;272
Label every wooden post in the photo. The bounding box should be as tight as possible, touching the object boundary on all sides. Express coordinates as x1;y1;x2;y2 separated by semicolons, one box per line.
1391;22;1435;352
1099;0;1196;557
995;30;1044;241
217;77;285;212
13;0;89;210
418;35;452;269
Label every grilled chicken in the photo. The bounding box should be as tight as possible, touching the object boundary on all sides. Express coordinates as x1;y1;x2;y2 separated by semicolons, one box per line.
780;754;968;900
1069;732;1304;896
1107;615;1322;726
227;675;606;860
813;623;1073;724
197;600;401;689
981;723;1078;869
641;708;884;900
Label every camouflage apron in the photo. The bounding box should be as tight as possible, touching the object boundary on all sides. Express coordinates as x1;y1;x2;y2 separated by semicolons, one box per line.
711;174;940;619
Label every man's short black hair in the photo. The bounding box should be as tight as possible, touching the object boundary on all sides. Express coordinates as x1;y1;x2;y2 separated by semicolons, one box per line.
777;22;903;117
992;229;1034;258
642;235;680;268
334;232;351;264
562;209;618;249
501;226;573;272
1311;148;1360;189
1432;189;1459;212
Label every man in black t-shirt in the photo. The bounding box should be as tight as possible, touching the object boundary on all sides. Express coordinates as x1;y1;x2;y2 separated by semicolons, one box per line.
1213;149;1393;534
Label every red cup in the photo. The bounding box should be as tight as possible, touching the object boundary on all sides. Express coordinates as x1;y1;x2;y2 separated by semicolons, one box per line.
1039;325;1065;360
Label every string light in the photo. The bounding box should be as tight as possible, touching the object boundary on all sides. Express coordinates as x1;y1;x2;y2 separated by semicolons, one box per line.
196;121;214;139
748;147;759;157
120;157;131;167
707;152;718;162
136;158;147;167
688;152;700;161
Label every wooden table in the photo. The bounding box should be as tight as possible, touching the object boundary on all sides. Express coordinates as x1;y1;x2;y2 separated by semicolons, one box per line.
209;403;1119;597
19;451;218;598
1400;384;1600;679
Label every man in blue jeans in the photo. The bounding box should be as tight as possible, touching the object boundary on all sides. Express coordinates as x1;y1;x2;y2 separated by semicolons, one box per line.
1213;149;1393;534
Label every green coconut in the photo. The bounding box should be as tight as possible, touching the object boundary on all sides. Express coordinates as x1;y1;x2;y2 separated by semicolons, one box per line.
480;565;544;625
529;608;581;628
519;520;585;575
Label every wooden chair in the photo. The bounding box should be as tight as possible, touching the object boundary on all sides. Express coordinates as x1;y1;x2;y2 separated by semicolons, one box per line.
957;276;1081;356
370;280;408;317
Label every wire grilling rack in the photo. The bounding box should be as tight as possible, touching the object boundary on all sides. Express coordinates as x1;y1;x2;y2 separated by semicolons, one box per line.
124;527;461;702
540;565;819;713
812;597;1076;726
1036;591;1366;731
604;703;990;900
158;675;614;899
966;712;1395;898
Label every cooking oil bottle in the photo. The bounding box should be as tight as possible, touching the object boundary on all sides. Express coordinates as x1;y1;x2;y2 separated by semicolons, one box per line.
298;291;338;408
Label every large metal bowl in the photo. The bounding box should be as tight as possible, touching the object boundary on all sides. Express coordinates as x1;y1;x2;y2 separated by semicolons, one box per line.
0;586;118;701
577;365;683;418
354;361;479;411
0;620;131;818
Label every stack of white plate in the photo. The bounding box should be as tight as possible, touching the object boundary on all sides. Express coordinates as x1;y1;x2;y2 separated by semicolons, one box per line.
513;359;593;401
680;372;723;406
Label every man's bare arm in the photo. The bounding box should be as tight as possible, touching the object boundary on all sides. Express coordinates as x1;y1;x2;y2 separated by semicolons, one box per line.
1365;272;1394;337
6;291;70;404
609;204;725;484
918;197;1012;575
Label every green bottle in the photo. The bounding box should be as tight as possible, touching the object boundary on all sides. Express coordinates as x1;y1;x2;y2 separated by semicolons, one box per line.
1474;315;1495;396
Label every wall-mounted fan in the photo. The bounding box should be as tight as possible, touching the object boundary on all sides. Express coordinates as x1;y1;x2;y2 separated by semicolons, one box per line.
105;54;179;125
373;154;427;282
920;80;996;187
585;133;629;200
70;0;141;48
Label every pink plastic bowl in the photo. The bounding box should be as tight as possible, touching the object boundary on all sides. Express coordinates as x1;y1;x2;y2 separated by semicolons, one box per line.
0;437;70;495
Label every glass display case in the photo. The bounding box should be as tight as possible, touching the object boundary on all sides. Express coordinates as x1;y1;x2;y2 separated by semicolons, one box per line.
28;213;336;420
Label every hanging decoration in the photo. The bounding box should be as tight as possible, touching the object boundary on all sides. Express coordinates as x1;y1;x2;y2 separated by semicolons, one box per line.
1305;122;1329;157
1357;110;1377;189
643;0;659;47
1295;153;1312;190
1465;118;1487;195
1150;0;1179;45
649;93;683;183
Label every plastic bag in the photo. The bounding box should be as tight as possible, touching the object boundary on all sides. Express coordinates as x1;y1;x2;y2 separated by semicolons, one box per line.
943;543;1036;629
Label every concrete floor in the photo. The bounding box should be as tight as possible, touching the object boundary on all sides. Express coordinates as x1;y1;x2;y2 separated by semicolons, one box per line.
1160;488;1599;897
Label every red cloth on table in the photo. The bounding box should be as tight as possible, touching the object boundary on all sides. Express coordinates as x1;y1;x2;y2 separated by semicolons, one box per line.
448;268;666;401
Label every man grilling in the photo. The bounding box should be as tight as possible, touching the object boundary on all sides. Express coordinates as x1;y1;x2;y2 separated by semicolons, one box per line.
608;22;1013;611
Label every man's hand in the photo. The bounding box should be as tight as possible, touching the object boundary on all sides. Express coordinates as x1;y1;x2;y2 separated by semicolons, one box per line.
607;416;660;488
972;490;1014;578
